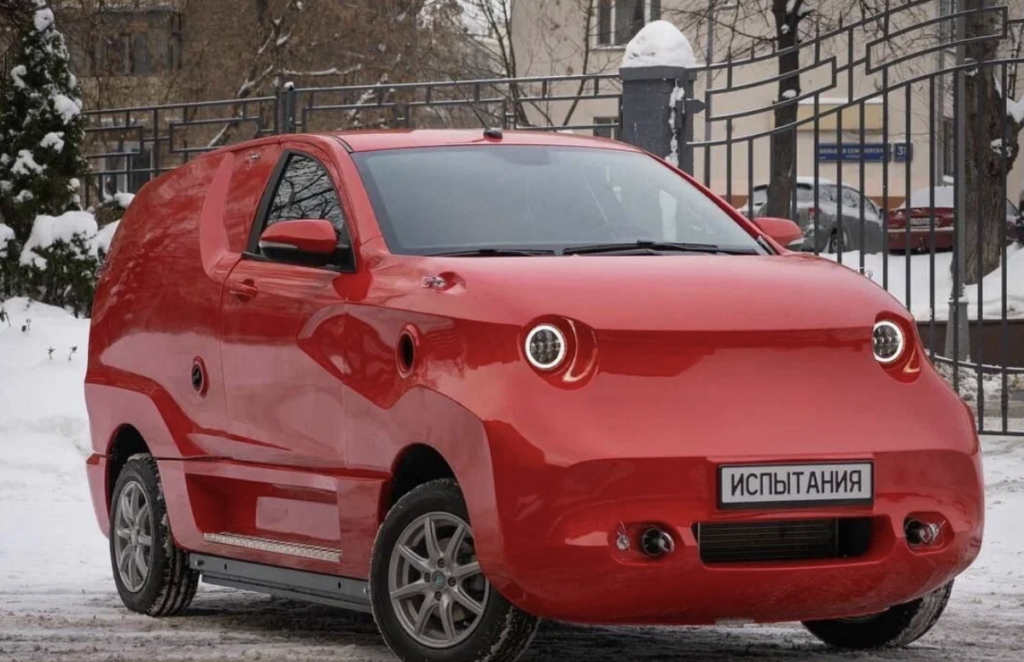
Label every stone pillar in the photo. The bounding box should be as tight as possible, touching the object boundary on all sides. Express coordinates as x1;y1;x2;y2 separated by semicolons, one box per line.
618;66;697;172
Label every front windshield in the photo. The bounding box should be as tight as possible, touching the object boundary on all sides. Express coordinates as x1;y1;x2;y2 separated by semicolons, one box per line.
353;146;763;255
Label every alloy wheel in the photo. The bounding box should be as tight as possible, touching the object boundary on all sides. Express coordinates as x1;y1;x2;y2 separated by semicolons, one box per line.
113;481;155;593
387;512;489;649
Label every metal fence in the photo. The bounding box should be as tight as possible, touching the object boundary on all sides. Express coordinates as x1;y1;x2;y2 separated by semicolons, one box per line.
81;73;621;208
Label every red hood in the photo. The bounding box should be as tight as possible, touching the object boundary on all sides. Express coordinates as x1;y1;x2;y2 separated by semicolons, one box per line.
370;252;908;332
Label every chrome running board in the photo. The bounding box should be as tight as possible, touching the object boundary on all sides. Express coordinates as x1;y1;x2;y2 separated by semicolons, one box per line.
203;532;341;563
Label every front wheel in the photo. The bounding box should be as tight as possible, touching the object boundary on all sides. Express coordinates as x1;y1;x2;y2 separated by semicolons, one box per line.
802;581;953;649
370;479;539;662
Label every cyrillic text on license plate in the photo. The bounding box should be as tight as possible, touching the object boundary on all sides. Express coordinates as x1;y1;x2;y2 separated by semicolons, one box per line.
718;462;873;509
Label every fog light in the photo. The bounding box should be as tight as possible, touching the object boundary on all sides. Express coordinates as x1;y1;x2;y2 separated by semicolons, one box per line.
873;320;905;364
524;324;566;371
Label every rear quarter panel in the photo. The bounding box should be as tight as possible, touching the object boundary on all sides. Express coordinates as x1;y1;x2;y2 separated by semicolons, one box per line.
86;151;235;466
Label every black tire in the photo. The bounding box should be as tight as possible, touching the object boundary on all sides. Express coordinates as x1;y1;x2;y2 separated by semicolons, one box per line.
109;453;199;616
370;479;539;662
825;228;850;254
803;581;954;649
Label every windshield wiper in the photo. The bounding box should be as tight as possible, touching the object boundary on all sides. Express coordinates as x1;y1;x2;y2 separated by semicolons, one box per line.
425;248;557;257
562;241;758;256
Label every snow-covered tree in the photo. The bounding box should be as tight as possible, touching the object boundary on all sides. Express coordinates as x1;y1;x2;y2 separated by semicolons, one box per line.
0;0;86;241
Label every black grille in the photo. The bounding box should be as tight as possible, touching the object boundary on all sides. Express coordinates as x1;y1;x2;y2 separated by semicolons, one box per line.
695;518;872;564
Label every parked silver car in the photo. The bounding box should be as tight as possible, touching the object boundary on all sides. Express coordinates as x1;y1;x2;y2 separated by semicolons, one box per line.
748;178;884;253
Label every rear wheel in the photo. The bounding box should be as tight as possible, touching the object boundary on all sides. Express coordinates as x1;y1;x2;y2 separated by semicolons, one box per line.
109;454;198;616
370;479;539;662
802;582;953;649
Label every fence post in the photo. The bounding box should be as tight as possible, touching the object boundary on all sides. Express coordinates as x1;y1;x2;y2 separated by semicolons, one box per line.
618;66;697;172
277;82;298;134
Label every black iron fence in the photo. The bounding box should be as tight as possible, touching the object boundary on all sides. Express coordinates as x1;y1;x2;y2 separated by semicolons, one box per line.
81;73;621;208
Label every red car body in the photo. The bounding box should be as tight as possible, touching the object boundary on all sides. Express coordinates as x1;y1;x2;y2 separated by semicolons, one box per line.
86;131;983;628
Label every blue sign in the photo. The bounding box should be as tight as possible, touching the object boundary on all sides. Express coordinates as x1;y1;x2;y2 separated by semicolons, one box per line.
893;142;913;162
817;144;889;162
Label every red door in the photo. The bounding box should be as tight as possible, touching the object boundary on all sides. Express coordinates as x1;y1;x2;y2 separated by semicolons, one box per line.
220;145;355;470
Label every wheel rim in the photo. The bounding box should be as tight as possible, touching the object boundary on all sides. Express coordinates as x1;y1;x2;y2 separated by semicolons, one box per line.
113;481;154;593
388;512;489;649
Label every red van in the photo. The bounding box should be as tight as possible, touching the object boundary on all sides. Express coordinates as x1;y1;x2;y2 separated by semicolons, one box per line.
86;130;983;662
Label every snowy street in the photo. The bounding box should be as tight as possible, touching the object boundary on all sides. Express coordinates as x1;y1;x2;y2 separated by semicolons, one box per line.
1;299;1023;661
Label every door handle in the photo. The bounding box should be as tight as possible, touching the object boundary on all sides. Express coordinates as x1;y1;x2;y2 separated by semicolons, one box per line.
229;279;258;301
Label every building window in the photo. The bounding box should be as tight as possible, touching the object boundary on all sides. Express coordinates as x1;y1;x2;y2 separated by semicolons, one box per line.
597;0;661;47
97;140;152;198
594;117;620;140
85;9;181;77
938;0;954;44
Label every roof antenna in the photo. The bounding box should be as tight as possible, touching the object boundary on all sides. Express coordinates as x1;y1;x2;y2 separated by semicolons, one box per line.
483;127;503;139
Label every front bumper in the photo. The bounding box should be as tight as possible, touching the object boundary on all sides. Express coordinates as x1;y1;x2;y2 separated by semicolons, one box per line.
486;448;983;625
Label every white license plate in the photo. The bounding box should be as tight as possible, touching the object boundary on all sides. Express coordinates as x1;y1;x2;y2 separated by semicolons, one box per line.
719;462;873;509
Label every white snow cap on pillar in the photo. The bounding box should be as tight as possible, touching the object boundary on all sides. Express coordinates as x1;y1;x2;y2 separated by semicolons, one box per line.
621;20;697;69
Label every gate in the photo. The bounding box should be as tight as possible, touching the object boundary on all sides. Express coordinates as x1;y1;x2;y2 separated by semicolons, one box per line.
677;0;1024;436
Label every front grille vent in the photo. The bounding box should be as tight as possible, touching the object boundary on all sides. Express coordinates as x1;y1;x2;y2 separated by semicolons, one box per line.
695;518;871;564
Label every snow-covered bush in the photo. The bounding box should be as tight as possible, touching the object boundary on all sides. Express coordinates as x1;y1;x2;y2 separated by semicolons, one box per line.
0;1;88;242
17;211;113;318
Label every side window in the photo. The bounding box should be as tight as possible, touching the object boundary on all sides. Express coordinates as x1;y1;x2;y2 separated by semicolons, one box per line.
265;153;350;248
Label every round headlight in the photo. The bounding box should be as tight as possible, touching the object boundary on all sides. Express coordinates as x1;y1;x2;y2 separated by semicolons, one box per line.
525;324;566;371
873;320;905;364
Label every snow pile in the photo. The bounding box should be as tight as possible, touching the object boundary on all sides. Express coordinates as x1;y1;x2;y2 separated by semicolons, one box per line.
826;246;1024;320
50;93;82;124
667;84;685;166
103;191;135;209
933;361;1024;404
9;64;27;89
19;210;98;268
91;220;120;255
621;20;697;69
0;298;107;592
32;3;54;32
40;131;65;152
11;150;45;176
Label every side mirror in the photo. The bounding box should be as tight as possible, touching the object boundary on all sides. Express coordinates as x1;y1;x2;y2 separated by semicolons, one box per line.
258;219;338;261
753;217;804;250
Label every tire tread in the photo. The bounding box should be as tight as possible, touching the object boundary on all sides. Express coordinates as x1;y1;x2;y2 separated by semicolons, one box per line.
111;454;199;617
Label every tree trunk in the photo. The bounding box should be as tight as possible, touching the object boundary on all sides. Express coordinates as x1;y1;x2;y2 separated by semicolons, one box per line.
765;0;802;220
963;0;1022;284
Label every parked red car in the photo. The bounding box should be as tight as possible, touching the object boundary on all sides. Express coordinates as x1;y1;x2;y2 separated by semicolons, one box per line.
888;185;1019;251
86;130;983;662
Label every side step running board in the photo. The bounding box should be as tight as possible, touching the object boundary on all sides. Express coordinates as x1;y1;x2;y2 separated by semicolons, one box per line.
190;554;371;613
203;532;341;563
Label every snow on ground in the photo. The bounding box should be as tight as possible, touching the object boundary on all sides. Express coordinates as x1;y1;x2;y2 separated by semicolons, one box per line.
825;245;1024;321
0;300;1022;661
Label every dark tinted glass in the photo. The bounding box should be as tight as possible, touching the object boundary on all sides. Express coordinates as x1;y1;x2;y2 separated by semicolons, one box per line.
353;146;761;255
267;154;348;245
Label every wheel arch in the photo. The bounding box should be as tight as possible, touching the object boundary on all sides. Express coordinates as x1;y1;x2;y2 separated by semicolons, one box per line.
383;443;457;518
106;424;151;508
